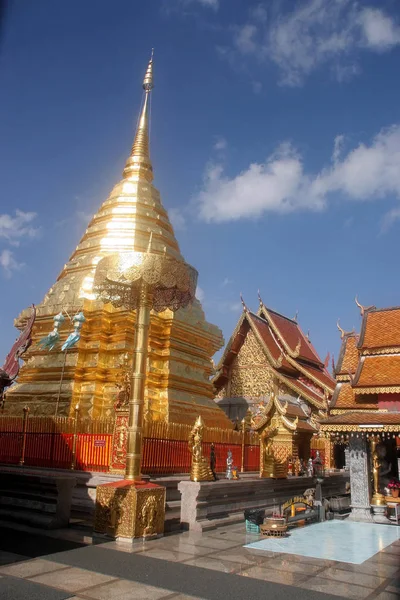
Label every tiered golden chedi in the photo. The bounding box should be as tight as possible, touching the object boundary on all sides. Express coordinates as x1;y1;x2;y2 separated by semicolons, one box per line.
7;55;230;428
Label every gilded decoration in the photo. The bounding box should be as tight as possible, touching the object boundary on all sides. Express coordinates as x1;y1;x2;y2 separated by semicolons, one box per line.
94;483;165;539
230;332;273;398
6;53;231;430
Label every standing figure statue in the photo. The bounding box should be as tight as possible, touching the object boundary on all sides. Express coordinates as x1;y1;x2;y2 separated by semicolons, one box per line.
226;450;233;480
210;443;217;481
188;416;214;482
307;457;314;478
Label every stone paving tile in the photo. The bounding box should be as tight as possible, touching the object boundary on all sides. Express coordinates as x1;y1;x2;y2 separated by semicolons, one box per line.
101;541;149;554
298;576;372;599
238;565;308;586
280;554;336;567
316;566;386;589
29;566;116;593
0;558;68;578
183;555;244;573
382;544;400;556
366;553;400;567
204;549;265;566
177;535;240;550
373;593;400;600
144;541;216;556
329;560;399;578
265;557;322;575
139;548;197;563
76;578;173;599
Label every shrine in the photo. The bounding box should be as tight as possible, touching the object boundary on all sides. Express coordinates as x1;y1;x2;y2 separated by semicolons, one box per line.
4;54;231;430
320;300;400;521
213;296;336;474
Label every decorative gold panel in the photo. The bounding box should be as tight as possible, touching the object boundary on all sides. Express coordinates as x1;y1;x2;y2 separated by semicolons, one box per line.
230;332;273;398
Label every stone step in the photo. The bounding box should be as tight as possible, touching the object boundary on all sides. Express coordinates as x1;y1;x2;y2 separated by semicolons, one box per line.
0;494;57;513
0;506;63;529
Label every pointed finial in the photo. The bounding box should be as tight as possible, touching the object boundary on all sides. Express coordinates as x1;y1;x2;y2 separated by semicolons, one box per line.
293;309;298;322
306;330;310;341
354;296;374;316
240;293;248;312
257;289;263;307
337;319;346;339
123;51;155;181
324;351;330;368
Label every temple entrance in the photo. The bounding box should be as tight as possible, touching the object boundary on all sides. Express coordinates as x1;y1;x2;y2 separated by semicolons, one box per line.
296;433;312;462
334;444;346;469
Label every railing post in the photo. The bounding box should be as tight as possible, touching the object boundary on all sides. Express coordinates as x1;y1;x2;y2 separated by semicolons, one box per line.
70;403;79;470
19;405;29;466
241;418;246;473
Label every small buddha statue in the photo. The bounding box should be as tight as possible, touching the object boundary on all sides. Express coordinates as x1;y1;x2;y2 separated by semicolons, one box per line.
226;450;233;480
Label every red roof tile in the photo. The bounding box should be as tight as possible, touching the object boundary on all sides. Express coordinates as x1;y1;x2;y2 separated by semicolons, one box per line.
330;382;378;410
322;411;400;426
359;307;400;350
335;334;359;376
354;355;400;388
265;308;323;366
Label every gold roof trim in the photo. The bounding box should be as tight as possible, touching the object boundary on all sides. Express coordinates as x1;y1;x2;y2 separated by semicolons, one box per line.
362;346;400;356
321;424;400;433
354;385;400;394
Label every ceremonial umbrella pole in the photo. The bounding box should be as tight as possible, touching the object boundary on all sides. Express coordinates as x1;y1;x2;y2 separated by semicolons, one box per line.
92;240;198;539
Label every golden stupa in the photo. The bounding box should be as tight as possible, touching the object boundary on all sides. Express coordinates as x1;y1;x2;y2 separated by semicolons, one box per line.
7;54;231;427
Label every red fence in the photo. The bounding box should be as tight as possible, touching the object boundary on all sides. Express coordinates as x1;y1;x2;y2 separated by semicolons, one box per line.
141;438;260;474
0;417;260;475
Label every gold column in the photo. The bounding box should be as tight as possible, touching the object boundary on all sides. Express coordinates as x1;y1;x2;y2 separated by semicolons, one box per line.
126;283;152;480
19;405;29;466
241;417;246;473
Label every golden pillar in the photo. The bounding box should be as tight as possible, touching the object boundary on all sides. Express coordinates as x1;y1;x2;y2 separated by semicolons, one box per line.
93;240;198;538
126;283;152;481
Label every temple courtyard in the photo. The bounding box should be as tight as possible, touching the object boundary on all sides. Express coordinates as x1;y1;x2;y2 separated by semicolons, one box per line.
0;520;399;600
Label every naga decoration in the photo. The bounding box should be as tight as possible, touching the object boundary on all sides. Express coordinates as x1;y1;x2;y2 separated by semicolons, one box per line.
0;305;36;404
188;415;214;482
61;312;86;351
38;312;65;351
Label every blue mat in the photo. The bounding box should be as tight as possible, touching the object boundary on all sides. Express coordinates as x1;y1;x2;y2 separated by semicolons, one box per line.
245;520;400;564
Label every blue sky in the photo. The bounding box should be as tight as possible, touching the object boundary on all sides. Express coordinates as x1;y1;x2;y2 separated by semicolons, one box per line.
1;0;400;366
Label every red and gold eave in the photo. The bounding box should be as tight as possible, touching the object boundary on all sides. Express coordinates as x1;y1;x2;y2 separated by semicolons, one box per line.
326;303;400;428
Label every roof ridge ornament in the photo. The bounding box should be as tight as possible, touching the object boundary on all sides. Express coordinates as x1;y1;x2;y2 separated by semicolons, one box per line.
257;289;263;307
240;293;248;312
293;309;298;322
337;319;354;339
355;296;375;316
292;338;301;358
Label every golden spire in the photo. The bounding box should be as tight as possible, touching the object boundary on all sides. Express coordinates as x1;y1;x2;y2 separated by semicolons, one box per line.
123;50;154;182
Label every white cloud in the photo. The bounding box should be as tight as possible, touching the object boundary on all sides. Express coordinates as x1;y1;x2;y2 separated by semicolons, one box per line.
214;136;227;151
381;207;400;233
169;207;186;231
0;249;24;277
221;277;232;287
196;285;205;302
181;0;219;9
0;210;38;245
359;8;400;50
195;124;400;224
226;1;400;86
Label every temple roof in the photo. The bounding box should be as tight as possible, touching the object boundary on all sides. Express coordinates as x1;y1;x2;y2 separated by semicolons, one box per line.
258;305;324;367
330;382;378;410
214;300;335;410
320;410;400;432
334;333;359;377
353;355;400;391
332;301;400;412
358;306;400;351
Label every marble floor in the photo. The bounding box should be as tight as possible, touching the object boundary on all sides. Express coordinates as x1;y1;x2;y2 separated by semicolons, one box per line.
0;521;399;600
246;520;400;563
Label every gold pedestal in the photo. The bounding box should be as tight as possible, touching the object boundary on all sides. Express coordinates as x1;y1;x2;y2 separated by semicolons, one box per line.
261;457;287;479
94;480;165;539
371;493;386;507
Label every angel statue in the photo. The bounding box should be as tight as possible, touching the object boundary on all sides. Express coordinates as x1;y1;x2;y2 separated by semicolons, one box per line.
188;416;214;482
38;312;65;351
61;312;86;351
